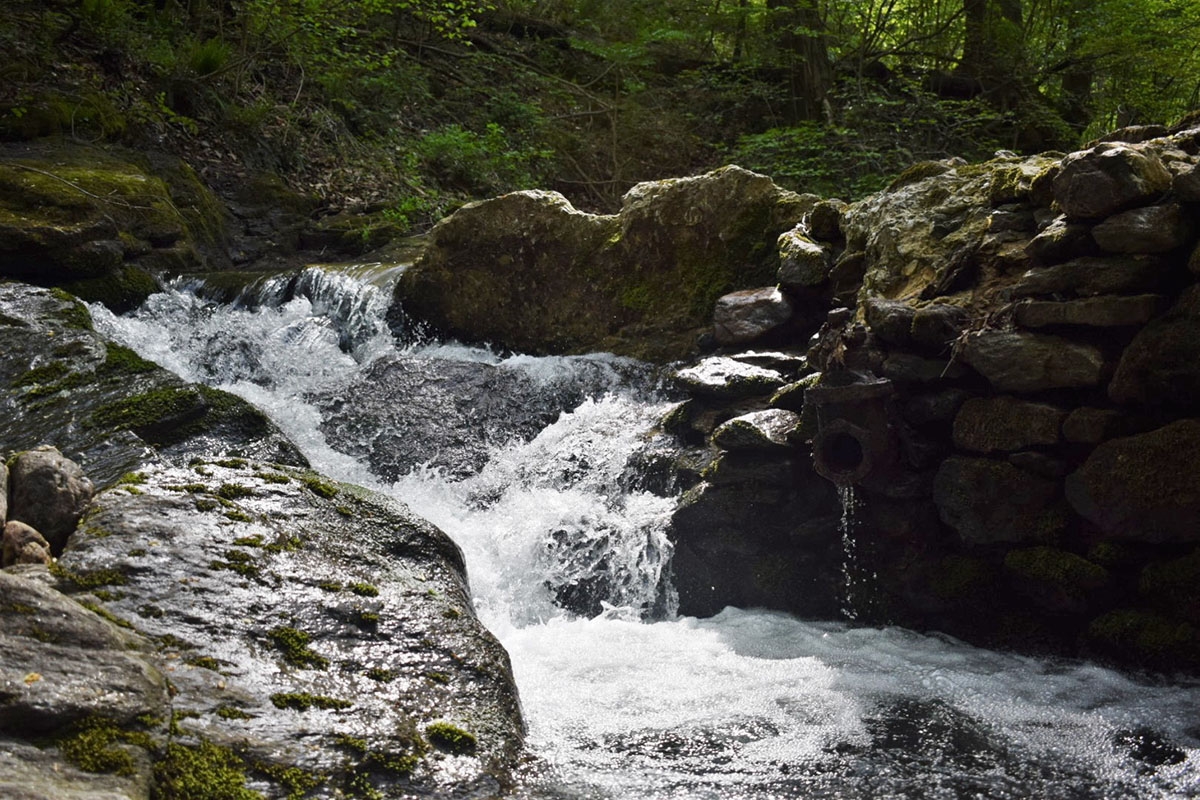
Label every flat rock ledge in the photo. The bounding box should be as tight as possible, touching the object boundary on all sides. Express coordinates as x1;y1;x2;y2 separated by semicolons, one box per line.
0;460;525;800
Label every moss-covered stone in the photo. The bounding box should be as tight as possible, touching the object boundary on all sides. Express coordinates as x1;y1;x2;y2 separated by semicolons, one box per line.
395;167;813;362
1139;548;1200;624
1004;546;1109;614
1088;609;1200;670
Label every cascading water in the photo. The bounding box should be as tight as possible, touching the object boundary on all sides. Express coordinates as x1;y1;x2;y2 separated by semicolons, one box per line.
90;266;1200;800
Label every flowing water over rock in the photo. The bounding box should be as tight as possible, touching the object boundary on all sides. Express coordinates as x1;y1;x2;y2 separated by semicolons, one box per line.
90;266;1200;800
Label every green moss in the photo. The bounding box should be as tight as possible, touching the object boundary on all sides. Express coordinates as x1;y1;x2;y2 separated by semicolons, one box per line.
426;671;450;684
267;626;329;669
224;509;253;522
87;386;205;434
886;160;953;191
209;555;261;579
185;655;224;671
138;604;164;618
233;535;264;547
334;733;368;753
1088;609;1200;665
62;265;160;314
217;483;254;500
270;692;352;711
215;458;248;469
153;741;263;800
78;600;134;629
58;717;144;776
216;706;255;721
425;721;477;754
99;344;157;377
51;563;128;590
259;471;291;484
48;288;94;329
263;535;302;554
349;582;379;597
365;667;397;683
300;474;339;499
255;762;327;800
1004;547;1108;591
14;361;70;388
195;499;219;512
117;471;148;485
319;580;344;592
92;589;126;602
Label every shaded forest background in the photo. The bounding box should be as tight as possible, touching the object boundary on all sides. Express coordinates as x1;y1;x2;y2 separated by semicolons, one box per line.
3;0;1199;232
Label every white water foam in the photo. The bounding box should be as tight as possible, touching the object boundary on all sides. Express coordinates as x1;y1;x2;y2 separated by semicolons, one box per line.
90;271;1200;800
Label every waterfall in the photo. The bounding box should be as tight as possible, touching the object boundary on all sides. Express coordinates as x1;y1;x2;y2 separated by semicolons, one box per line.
89;266;1200;800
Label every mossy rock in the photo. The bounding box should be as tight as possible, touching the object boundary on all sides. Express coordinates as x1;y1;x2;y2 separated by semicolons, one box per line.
0;145;230;305
61;265;161;314
1088;609;1200;671
1139;548;1200;624
1004;546;1109;615
395;167;813;362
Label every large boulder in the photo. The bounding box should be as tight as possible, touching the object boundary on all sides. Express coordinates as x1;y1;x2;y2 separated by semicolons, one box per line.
1108;286;1200;408
394;167;813;362
1052;143;1173;220
0;283;304;485
36;460;526;798
844;155;1059;305
933;456;1065;545
1065;419;1200;543
958;331;1104;393
7;446;93;554
0;145;231;311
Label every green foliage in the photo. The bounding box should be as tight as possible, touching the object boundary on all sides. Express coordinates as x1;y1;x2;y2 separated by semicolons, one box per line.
416;122;552;195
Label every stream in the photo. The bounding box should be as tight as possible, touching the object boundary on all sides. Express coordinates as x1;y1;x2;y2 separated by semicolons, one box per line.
89;265;1200;800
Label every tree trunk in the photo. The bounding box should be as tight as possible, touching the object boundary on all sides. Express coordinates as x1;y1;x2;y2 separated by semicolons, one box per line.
959;0;1024;108
767;0;833;122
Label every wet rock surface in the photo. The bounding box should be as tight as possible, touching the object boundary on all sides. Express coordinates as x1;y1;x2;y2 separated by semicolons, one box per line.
314;352;652;480
39;461;525;798
0;281;528;797
654;123;1200;672
0;283;305;484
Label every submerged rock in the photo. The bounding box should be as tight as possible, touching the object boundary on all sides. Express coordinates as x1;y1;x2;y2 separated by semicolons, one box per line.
314;352;651;480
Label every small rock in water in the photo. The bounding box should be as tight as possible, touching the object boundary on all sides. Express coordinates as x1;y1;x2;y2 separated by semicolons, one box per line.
1;520;52;566
7;446;93;555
